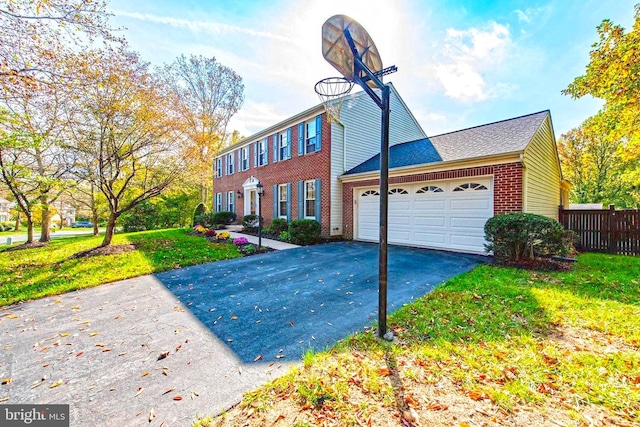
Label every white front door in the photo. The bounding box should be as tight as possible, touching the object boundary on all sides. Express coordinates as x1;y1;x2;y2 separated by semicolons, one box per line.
356;178;494;254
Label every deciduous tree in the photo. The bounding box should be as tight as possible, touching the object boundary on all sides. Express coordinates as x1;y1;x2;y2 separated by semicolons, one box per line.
68;47;185;246
163;55;244;206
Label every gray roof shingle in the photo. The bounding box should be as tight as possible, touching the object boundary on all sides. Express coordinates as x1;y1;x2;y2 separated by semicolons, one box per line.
344;110;549;175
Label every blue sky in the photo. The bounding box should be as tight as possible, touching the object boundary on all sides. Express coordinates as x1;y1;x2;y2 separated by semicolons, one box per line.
108;0;635;139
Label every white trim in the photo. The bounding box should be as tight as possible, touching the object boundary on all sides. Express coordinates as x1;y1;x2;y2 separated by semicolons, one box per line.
303;180;316;219
278;184;287;218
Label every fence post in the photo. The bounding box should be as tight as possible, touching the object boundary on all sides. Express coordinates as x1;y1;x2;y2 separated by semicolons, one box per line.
608;204;615;254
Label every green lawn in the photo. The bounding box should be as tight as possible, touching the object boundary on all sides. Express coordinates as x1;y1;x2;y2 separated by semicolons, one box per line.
0;228;240;306
211;253;640;426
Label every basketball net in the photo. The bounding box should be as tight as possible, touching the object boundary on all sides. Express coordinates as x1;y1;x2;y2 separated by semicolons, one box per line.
314;77;354;124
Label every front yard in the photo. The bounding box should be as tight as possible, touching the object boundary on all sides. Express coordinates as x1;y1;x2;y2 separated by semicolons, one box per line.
0;228;240;307
207;253;640;427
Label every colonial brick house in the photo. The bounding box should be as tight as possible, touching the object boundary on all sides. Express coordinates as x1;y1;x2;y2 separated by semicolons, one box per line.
214;87;567;254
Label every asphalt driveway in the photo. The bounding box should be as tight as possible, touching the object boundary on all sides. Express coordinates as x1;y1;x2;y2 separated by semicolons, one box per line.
0;241;483;426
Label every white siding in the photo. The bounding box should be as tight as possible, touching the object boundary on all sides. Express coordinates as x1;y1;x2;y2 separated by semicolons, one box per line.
330;122;345;236
340;84;426;170
522;116;561;219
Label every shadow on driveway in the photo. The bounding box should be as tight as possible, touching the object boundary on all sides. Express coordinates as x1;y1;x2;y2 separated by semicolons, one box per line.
155;241;485;364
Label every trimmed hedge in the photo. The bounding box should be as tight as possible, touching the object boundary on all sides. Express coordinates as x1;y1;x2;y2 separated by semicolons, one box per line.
270;218;288;235
213;211;237;225
242;214;262;232
484;213;572;261
289;219;321;245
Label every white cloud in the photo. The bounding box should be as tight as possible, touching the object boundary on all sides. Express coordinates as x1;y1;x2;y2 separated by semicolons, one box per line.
113;10;293;43
433;22;511;101
513;7;552;25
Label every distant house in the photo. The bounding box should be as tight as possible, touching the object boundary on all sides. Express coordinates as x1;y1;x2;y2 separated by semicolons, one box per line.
51;204;76;226
213;86;567;254
0;197;10;223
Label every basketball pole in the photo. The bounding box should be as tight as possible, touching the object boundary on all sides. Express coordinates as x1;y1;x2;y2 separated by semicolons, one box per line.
346;32;393;340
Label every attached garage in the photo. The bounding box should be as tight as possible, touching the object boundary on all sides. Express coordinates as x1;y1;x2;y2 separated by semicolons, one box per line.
356;178;493;253
342;110;568;254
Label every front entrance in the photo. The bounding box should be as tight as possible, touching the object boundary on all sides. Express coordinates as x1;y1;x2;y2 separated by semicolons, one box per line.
242;176;261;217
249;190;257;215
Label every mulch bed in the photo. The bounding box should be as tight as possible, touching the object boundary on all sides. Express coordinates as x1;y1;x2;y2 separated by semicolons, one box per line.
1;242;48;252
494;256;576;271
70;243;139;259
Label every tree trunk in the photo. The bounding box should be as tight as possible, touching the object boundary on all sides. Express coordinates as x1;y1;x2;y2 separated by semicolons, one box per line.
39;203;51;242
14;212;20;232
92;210;99;236
26;215;34;244
101;213;118;247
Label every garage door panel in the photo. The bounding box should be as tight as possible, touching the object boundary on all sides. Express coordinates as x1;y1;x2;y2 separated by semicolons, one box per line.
413;199;446;210
450;216;488;229
389;214;411;226
450;233;487;251
413;215;446;227
450;198;491;211
413;231;446;244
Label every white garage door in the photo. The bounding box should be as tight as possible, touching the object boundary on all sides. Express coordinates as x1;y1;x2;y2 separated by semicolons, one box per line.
357;178;493;253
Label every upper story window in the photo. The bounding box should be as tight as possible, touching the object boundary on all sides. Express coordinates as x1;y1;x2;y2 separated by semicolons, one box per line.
258;138;268;166
214;158;223;177
305;119;318;153
279;131;289;160
226;152;234;175
240;147;249;171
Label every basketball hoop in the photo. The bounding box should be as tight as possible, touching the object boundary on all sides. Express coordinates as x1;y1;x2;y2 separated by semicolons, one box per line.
314;76;354;124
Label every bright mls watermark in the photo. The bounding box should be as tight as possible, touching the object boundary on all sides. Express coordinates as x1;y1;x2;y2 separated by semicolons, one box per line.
1;405;69;426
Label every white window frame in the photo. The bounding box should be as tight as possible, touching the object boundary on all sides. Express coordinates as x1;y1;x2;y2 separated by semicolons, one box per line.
258;139;267;166
304;180;316;219
279;132;288;160
305;119;318;154
278;184;287;218
240;147;249;171
215;158;222;177
227;191;235;213
227;153;234;174
215;193;222;212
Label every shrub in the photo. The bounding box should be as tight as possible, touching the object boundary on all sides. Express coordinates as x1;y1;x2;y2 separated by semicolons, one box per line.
289;219;321;245
213;211;236;225
242;215;262;232
484;213;572;261
195;212;217;228
193;203;206;226
194;225;207;233
270;218;288;235
278;231;291;242
241;244;256;255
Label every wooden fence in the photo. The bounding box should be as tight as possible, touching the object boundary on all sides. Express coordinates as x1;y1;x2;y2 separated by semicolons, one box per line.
559;205;640;256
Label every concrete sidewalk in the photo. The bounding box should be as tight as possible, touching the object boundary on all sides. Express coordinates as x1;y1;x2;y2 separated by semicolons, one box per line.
224;227;300;251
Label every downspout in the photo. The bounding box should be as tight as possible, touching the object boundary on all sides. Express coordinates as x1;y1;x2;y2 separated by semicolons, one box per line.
520;153;527;213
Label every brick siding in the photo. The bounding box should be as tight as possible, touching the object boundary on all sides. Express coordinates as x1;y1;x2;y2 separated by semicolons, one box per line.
213;114;333;237
342;162;523;239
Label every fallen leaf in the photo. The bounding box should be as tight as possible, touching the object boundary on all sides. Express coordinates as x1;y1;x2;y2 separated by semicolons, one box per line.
162;388;175;395
226;338;233;343
191;391;199;398
231;315;238;320
141;372;149;377
253;355;263;362
0;397;8;402
468;390;484;401
89;332;99;337
289;321;295;327
275;355;285;359
49;380;63;389
2;378;13;385
473;293;482;299
71;306;80;310
173;395;182;401
459;423;471;427
59;332;69;337
274;414;285;423
95;343;104;347
175;344;182;352
148;409;155;422
75;352;84;357
158;351;169;361
376;368;392;376
238;366;242;375
135;387;144;397
5;315;18;319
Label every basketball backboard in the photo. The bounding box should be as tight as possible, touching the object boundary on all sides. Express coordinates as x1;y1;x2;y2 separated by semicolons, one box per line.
322;15;383;87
